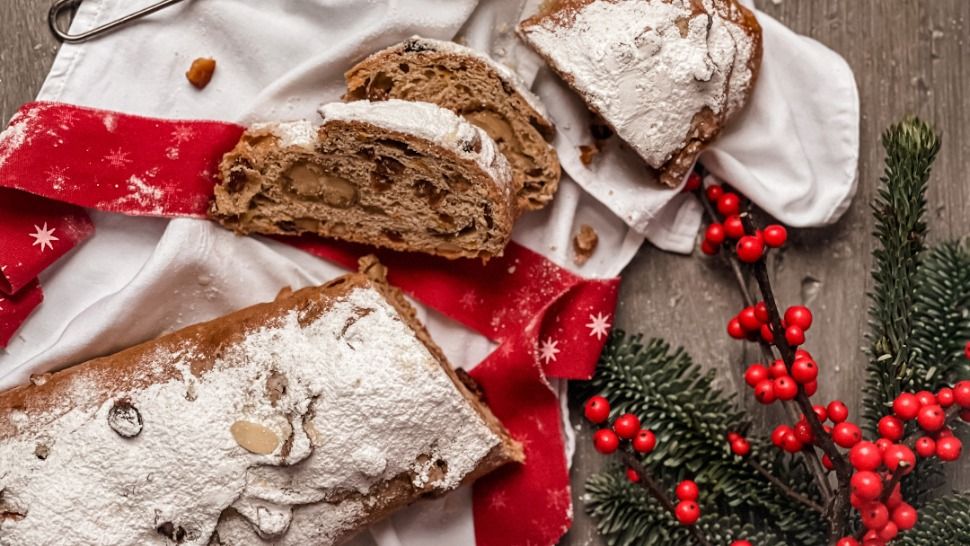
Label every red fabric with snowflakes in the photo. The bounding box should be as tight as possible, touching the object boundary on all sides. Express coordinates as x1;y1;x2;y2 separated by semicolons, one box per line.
0;101;621;546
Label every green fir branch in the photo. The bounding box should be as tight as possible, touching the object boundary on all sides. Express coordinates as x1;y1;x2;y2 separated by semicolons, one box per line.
576;332;827;546
895;491;970;546
863;118;941;429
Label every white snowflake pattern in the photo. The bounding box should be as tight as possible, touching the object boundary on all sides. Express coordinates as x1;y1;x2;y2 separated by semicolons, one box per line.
585;312;612;340
55;108;78;129
489;491;508;510
538;337;560;363
104;148;132;168
45;166;69;190
29;223;59;252
171;125;196;145
459;290;478;310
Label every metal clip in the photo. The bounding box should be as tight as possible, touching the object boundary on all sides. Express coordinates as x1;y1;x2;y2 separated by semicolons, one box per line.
48;0;187;44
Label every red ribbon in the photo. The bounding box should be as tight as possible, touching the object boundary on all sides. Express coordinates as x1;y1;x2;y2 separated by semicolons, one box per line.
0;101;620;545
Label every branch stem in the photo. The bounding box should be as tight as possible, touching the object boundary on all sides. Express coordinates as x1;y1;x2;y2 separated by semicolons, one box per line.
620;450;715;546
747;458;827;514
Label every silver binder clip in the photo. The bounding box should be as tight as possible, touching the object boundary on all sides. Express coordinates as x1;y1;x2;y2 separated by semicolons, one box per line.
48;0;188;44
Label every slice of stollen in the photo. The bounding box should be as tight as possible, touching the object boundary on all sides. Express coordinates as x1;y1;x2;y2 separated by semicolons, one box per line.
210;100;516;260
344;36;561;211
517;0;762;187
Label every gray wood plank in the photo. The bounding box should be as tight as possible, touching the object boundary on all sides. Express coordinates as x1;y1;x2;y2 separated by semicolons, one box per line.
0;1;968;544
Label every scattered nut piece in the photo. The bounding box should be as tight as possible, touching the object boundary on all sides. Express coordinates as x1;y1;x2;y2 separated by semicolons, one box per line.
573;224;599;266
578;144;600;167
265;371;288;405
185;57;216;90
34;443;50;460
107;399;143;438
230;420;280;455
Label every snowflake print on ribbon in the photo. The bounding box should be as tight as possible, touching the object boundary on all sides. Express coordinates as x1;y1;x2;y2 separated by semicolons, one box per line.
44;165;69;191
29;223;59;252
538;337;560;363
585;312;612;340
104;148;132;168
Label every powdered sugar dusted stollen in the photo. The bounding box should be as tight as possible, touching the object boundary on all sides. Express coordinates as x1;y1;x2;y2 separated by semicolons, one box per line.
210;99;515;260
345;36;561;211
518;0;762;187
0;258;521;546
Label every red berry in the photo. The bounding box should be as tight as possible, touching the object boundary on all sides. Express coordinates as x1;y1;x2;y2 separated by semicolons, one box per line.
795;348;814;360
877;415;904;441
717;192;741;216
738;307;761;332
849;441;882;471
751;302;769;324
962;408;970;422
936;427;954;438
915;436;936;458
803;380;818;396
782;431;804;453
860;502;890;529
892;503;918;530
833;422;862;448
736;236;764;263
675;480;699;501
771;425;792;447
633;429;657;454
822;454;834;470
936;436;963;461
731;438;751;456
836;538;860;546
850;493;864;508
754;379;776;404
893;393;921;420
794;420;814;443
593;429;620;454
812;404;828;422
724;215;745;239
625;467;641;483
763;224;788;248
705;185;723;203
613;413;641;439
917;404;946;432
674;500;700;525
584;396;611;424
731;541;752;546
684;172;702;192
760;324;775;343
877;521;898;541
768;359;788;379
774;376;798;401
851;470;883;500
937;387;955;408
785;325;806;346
915;390;936;407
727;431;740;442
745;364;769;387
791;358;818;384
701;240;719;255
828;401;849;423
784;305;813;331
883;444;916;474
875;438;893;452
727;317;746;339
705;223;726;245
954;381;970;408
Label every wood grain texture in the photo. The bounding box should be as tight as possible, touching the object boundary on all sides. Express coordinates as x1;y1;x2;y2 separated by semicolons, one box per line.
0;1;968;544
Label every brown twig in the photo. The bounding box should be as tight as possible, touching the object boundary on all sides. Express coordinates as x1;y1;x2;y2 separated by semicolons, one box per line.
619;450;715;546
746;457;827;514
697;194;836;506
739;213;854;541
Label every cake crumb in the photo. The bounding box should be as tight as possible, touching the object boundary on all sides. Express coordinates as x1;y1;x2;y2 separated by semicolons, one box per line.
186;57;216;89
578;144;600;166
572;224;599;265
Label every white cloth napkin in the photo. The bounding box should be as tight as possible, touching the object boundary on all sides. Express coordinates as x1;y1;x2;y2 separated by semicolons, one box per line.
0;0;858;544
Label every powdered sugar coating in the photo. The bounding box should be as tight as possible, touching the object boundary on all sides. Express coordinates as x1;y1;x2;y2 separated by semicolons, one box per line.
0;286;501;545
318;99;513;197
519;0;756;169
250;119;317;150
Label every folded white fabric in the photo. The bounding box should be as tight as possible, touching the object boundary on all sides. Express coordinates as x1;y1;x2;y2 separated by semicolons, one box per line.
0;0;858;544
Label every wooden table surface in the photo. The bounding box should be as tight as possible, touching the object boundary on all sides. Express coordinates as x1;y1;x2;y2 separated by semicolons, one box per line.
2;1;968;544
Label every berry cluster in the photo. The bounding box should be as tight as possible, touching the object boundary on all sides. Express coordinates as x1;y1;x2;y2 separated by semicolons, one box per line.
585;396;657;457
698;181;787;262
729;302;813;352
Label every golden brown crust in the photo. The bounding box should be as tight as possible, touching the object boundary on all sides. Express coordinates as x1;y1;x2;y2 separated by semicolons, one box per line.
518;0;763;187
